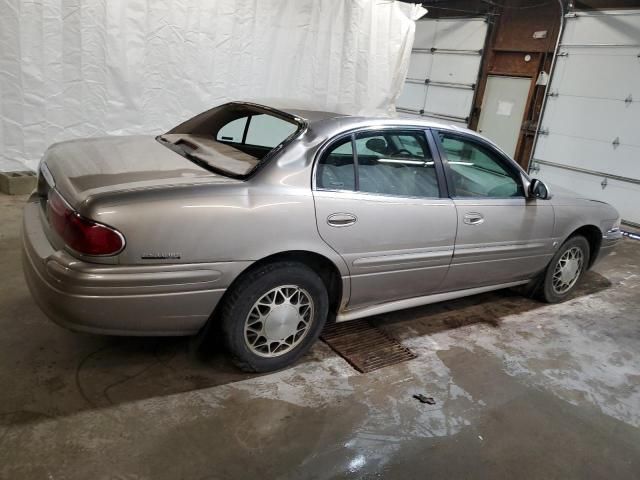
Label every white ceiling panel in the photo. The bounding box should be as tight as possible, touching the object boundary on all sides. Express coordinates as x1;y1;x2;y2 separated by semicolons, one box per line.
562;10;640;46
552;48;640;99
424;85;474;119
541;95;640;147
398;82;474;121
535;133;640;179
430;53;482;84
400;17;487;124
406;52;433;80
413;20;437;49
397;82;427;111
407;52;481;85
432;18;487;50
537;163;640;224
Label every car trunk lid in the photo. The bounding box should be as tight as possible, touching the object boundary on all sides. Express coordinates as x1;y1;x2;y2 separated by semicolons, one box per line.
39;135;238;208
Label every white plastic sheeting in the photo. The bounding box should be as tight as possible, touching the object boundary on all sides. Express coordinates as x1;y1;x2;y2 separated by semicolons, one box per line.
0;0;426;171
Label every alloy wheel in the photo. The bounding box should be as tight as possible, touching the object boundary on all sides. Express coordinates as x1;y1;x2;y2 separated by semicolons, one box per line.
244;285;314;357
552;246;584;295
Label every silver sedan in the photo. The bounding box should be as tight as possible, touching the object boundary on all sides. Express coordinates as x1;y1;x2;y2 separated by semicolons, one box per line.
22;101;622;371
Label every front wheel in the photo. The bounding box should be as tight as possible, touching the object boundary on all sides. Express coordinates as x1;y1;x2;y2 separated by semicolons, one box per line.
219;261;329;372
540;235;590;303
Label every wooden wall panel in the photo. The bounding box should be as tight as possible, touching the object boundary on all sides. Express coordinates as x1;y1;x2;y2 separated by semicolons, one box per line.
493;0;560;53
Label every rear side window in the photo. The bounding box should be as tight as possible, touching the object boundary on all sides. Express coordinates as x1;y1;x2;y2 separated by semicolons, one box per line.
216;114;297;148
162;103;303;178
217;117;247;143
316;130;440;198
245;114;298;147
355;131;439;198
317;137;355;191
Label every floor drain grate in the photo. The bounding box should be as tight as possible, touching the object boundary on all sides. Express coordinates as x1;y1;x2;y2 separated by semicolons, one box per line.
321;319;417;373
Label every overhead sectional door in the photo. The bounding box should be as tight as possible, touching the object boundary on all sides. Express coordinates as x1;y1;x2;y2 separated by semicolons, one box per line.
397;17;488;127
530;9;640;227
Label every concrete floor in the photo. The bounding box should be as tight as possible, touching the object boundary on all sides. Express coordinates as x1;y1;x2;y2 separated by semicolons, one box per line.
1;193;639;480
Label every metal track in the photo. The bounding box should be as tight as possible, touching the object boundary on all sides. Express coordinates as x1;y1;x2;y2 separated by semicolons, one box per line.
412;47;482;56
531;159;640;186
560;43;640;48
396;107;468;124
405;78;475;90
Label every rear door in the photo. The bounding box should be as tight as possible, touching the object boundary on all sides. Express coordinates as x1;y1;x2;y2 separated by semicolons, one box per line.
434;130;555;291
312;128;457;310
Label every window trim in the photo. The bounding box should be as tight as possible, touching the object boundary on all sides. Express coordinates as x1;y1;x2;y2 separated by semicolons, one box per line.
313;126;446;200
241;115;252;144
433;129;527;200
351;133;361;191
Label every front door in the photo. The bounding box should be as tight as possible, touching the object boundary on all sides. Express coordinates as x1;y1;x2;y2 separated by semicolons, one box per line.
434;130;555;291
313;128;457;310
477;75;532;158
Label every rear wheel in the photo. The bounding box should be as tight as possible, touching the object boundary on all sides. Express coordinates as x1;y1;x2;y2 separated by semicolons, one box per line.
539;235;590;303
219;262;328;372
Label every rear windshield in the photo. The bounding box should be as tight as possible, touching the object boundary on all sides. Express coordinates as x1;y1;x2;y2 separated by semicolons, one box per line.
158;103;303;178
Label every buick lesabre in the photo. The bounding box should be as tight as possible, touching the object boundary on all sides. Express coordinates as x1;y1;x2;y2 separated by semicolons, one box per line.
22;102;622;371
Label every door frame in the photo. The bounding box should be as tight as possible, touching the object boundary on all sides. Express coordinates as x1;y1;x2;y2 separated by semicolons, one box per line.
311;125;458;309
429;127;531;200
311;125;450;199
429;127;555;289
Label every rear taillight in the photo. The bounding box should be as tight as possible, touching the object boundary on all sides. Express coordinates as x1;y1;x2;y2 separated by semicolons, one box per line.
47;190;125;256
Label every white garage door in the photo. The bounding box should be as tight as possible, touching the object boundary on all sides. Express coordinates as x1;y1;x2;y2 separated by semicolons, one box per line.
530;10;640;226
397;17;488;127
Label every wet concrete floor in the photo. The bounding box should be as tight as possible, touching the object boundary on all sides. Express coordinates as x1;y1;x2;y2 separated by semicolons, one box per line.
1;194;639;479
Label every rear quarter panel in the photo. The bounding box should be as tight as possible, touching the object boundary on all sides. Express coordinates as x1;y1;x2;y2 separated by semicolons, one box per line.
80;183;349;275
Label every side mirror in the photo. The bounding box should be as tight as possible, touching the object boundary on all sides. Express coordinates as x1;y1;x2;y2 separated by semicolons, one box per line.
529;178;551;200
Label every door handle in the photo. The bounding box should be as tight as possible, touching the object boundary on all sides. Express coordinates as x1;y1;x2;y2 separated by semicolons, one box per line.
327;213;357;227
463;212;485;225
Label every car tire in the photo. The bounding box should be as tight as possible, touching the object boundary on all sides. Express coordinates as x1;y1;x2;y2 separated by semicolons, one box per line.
538;235;590;303
219;261;329;372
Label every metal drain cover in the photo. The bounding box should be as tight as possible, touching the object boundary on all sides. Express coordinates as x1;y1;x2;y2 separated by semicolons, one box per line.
321;320;417;373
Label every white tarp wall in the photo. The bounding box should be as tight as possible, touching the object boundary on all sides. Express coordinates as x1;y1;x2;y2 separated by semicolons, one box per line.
0;0;426;171
531;9;640;226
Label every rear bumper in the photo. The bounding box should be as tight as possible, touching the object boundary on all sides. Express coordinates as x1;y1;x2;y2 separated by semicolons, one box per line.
22;199;249;336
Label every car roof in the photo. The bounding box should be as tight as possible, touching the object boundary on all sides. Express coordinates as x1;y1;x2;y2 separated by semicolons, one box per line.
237;102;529;181
268;105;526;176
280;108;347;123
275;105;475;135
231;102;475;135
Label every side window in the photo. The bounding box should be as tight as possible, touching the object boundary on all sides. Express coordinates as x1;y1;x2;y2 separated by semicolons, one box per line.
216;114;297;148
245;114;297;148
355;131;439;198
439;133;524;198
354;135;386;156
216;117;247;143
397;134;424;157
317;137;355;191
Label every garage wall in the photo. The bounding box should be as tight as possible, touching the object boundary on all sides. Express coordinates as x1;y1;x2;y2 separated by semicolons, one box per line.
0;0;425;171
531;9;640;226
396;17;488;127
